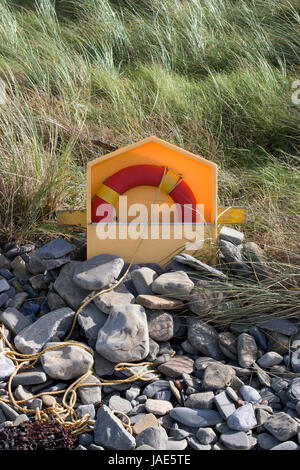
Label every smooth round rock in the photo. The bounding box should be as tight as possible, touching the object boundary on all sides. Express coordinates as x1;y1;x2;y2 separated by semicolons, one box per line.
240;385;262;403
40;343;94;380
271;441;300;450
257;432;281;450
151;271;194;300
185;392;215;409
145;399;173;416
166;438;188;450
257;352;283;368
169;407;223;428
34;238;75;260
143;380;170;398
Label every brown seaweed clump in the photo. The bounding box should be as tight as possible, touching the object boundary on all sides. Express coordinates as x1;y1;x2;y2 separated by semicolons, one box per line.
0;421;77;450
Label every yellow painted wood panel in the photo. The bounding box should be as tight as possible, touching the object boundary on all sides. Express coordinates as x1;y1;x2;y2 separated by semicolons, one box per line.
57;210;87;227
56;206;246;227
87;223;216;266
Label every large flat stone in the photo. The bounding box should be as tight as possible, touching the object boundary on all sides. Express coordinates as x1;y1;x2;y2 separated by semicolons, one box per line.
136;295;184;310
158;356;194;378
73;254;124;291
34;238;75;259
173;254;227;280
151;271;194;300
220;431;249;450
14;307;75;354
264;412;298;442
170;407;223;427
28;254;71;274
259;319;297;336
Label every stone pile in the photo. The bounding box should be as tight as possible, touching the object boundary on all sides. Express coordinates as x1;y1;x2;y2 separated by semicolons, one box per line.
0;228;299;450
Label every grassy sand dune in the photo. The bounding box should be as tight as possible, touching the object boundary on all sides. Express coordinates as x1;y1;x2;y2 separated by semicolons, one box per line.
0;0;299;258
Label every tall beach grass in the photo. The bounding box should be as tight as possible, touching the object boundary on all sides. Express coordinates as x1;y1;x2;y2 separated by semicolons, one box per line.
0;0;298;256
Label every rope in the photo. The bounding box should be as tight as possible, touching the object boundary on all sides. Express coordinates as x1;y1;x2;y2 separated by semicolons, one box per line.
0;328;161;435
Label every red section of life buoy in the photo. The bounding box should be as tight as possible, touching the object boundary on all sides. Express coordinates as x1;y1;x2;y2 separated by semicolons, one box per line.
105;165;165;194
92;164;197;223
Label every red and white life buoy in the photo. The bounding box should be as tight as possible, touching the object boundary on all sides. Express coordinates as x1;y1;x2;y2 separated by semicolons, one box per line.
92;164;197;223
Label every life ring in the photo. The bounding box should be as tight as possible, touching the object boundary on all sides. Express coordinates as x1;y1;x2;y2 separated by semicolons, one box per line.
92;164;197;223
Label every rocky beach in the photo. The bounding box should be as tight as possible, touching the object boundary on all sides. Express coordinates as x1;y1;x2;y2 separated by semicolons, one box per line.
0;227;299;451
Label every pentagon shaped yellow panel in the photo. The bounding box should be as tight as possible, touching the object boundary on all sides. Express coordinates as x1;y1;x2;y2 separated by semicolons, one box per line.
87;136;218;266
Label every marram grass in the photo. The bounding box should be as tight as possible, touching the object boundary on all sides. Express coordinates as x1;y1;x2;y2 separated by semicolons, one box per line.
0;0;299;256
